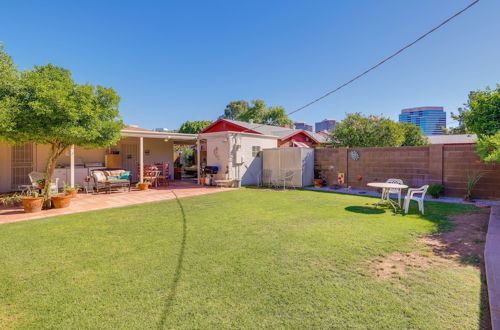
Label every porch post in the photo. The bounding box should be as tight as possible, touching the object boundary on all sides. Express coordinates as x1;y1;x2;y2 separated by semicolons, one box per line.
70;144;75;187
139;137;144;183
196;137;201;184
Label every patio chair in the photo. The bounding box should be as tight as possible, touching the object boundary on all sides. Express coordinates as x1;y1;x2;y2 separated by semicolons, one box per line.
144;170;161;187
271;170;295;189
403;185;429;215
28;171;59;194
385;178;404;206
157;163;170;186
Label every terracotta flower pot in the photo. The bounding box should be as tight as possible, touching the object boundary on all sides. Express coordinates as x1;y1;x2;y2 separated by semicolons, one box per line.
21;197;44;213
314;179;324;188
51;194;72;209
138;183;149;191
66;190;78;198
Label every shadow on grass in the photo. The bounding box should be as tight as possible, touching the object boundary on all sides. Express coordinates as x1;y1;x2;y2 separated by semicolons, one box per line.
157;190;187;329
344;206;385;214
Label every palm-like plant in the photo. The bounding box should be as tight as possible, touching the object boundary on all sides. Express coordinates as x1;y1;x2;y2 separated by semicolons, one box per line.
465;171;486;201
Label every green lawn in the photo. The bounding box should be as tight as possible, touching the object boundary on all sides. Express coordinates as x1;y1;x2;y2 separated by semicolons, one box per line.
0;189;484;329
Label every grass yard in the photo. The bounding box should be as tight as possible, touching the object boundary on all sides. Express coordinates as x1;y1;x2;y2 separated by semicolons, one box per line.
0;189;487;329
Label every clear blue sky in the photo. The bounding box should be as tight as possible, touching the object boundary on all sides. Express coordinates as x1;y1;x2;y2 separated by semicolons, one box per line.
1;0;499;130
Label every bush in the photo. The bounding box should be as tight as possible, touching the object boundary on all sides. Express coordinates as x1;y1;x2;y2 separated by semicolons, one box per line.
476;131;500;163
427;184;444;198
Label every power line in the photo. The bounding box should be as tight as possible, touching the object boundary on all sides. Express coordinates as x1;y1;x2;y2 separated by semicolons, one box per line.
288;0;479;116
239;0;480;133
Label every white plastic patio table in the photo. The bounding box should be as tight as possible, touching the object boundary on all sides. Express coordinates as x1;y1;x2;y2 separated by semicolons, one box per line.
367;182;408;211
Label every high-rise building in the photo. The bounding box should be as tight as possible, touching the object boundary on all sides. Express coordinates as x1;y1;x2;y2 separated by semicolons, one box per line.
294;122;313;132
315;119;337;132
398;107;446;136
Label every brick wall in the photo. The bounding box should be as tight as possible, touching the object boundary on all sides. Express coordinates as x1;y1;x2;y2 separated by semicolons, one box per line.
315;144;500;200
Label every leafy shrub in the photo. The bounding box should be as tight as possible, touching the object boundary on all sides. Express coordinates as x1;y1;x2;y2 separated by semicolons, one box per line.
427;184;444;198
476;131;500;163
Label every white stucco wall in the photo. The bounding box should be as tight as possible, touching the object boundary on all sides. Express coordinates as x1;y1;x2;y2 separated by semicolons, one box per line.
204;133;230;181
0;137;175;193
237;134;278;185
201;132;278;186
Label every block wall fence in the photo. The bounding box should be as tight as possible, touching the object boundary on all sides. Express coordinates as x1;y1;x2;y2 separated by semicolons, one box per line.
314;144;500;200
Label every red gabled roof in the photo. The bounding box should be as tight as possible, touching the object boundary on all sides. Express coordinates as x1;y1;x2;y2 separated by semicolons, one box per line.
200;118;261;134
280;130;322;144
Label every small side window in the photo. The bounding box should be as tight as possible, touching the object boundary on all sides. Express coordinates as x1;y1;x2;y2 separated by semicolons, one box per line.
252;146;261;157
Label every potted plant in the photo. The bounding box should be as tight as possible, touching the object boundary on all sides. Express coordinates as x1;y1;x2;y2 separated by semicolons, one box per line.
64;184;79;198
427;184;444;199
20;189;44;213
313;178;324;188
137;181;151;191
0;193;22;207
51;192;72;209
465;171;485;202
36;178;46;189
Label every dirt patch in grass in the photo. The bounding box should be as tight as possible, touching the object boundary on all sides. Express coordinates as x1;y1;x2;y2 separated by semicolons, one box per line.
372;210;490;279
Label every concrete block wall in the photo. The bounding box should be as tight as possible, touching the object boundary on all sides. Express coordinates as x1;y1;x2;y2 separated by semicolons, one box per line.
315;144;500;200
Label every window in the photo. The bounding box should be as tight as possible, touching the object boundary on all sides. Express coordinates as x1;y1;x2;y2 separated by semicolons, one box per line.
252;146;261;157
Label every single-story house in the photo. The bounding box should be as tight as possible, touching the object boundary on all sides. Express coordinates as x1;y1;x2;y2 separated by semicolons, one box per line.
0;126;197;193
197;119;328;187
201;119;328;148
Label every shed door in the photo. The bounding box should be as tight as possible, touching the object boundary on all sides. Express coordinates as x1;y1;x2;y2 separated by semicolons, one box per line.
121;143;138;181
11;143;34;189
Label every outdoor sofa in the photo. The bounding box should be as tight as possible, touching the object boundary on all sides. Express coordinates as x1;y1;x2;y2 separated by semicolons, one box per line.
91;169;131;194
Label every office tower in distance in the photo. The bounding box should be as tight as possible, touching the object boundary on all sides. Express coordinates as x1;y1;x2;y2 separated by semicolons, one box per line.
399;107;446;135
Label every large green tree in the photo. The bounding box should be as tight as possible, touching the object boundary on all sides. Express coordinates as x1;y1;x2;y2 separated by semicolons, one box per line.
223;99;292;126
0;47;123;202
178;120;212;134
461;85;500;162
464;86;500;138
221;100;249;120
329;113;427;148
400;122;429;146
441;108;469;134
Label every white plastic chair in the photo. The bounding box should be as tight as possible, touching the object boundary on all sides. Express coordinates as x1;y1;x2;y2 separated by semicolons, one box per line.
385;178;404;206
403;185;429;214
28;171;59;194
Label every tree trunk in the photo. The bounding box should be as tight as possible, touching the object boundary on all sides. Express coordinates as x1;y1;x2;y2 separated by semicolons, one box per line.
42;142;67;208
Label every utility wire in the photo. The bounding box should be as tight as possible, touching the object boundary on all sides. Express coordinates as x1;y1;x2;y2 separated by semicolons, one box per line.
237;0;480;133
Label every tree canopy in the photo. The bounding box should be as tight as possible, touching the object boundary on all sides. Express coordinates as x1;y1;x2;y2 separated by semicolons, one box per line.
400;122;429;146
0;45;124;201
329;113;427;148
221;100;249;120
221;99;292;126
441;108;469;135
463;86;500;138
460;85;500;162
178;120;213;134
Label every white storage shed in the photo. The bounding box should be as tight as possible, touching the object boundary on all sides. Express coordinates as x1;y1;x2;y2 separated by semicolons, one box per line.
262;147;314;188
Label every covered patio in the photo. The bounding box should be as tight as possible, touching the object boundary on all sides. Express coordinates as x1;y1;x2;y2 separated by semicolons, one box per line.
0;181;232;224
0;126;203;194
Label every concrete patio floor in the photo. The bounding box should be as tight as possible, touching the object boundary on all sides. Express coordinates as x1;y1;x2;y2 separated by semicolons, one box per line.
0;181;233;225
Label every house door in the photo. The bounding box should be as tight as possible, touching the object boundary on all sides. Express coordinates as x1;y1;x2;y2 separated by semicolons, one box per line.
11;143;34;189
121;143;138;181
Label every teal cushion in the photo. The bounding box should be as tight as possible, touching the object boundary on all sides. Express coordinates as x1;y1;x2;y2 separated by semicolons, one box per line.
108;175;120;180
119;171;130;179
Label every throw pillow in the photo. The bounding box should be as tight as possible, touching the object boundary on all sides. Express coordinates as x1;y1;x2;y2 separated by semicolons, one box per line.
120;171;130;179
93;171;106;183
